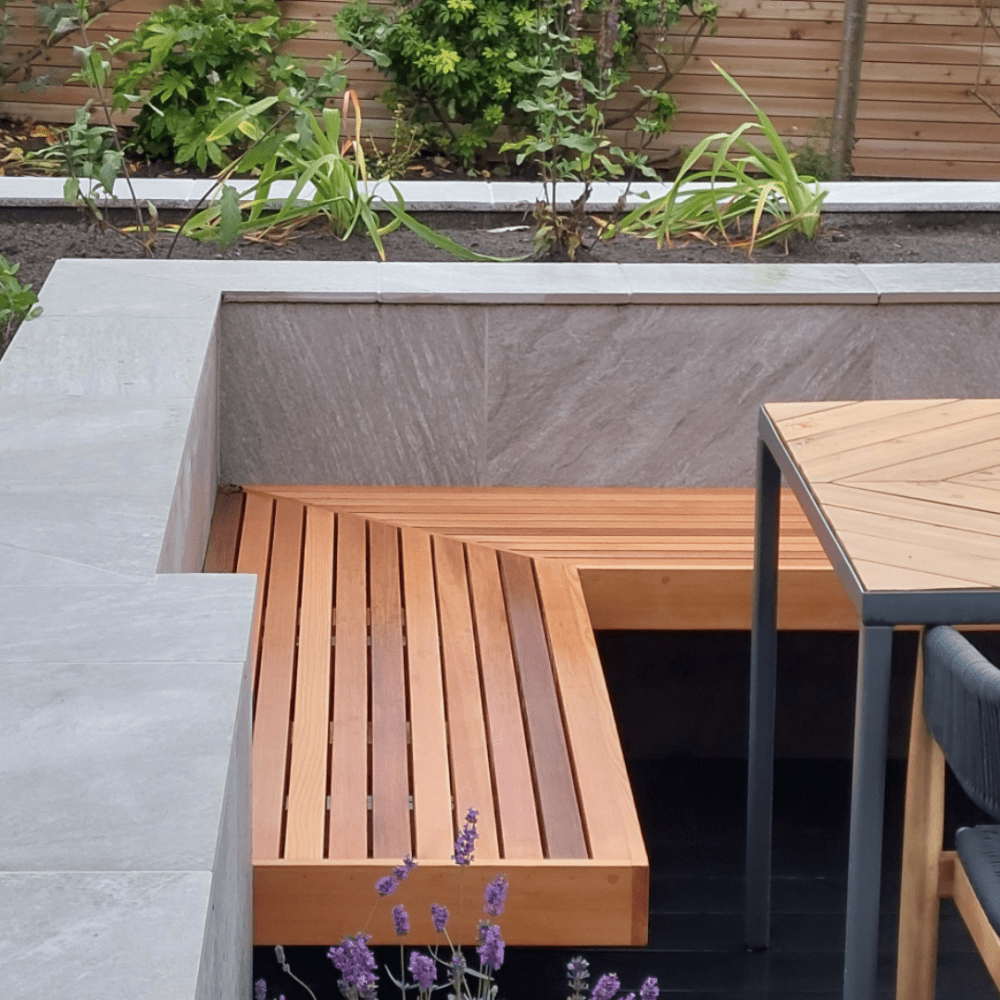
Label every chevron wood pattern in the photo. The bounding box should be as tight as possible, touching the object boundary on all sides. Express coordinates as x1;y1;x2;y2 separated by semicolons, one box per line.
766;399;1000;594
206;486;654;948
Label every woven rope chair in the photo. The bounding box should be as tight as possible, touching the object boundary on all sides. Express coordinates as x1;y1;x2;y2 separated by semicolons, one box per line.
897;625;1000;999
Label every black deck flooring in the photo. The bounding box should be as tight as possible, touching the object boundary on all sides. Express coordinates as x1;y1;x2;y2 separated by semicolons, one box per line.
253;754;996;1000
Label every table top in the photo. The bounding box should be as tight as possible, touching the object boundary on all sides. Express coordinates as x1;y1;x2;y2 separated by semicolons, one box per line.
762;400;1000;621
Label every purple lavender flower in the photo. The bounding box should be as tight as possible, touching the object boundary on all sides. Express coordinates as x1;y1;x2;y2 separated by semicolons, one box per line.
452;953;467;977
328;933;378;1000
591;973;621;1000
567;956;590;1000
430;903;449;932
393;854;417;882
375;874;398;897
254;979;267;1000
483;873;508;916
476;923;505;970
639;978;658;1000
392;904;410;937
452;807;479;865
408;952;436;992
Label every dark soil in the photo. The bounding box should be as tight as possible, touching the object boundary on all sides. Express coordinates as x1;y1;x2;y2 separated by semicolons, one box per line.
4;209;1000;306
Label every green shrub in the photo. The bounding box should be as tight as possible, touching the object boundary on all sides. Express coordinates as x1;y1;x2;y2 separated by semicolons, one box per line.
112;0;321;170
1;255;41;356
335;0;717;167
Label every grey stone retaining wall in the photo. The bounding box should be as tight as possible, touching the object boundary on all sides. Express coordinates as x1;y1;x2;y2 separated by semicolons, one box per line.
2;258;999;999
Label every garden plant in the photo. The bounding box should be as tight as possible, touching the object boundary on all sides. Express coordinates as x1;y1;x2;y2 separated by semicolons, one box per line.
110;0;329;171
0;253;40;357
256;808;660;1000
334;0;717;168
600;64;828;256
174;87;525;261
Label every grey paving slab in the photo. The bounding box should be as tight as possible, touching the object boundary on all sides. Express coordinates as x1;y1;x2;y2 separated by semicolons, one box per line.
0;393;197;576
377;261;632;302
6;177;1000;212
482;180;547;208
373;179;495;210
0;542;139;586
0;574;257;663
0;658;246;870
221;301;486;484
621;263;879;303
197;666;252;1000
0;314;216;397
859;262;1000;302
0;175;69;204
0;870;212;1000
84;176;200;206
95;259;380;301
821;180;1000;211
36;260;222;319
158;329;219;574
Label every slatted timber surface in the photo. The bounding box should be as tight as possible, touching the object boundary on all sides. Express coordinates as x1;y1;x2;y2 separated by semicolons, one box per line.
767;398;1000;593
236;484;853;630
3;0;1000;178
205;486;650;947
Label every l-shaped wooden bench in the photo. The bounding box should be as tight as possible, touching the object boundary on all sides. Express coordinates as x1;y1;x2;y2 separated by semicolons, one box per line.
204;485;850;949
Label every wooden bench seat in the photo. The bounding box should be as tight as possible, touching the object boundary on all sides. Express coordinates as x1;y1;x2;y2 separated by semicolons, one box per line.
203;485;848;950
234;485;855;630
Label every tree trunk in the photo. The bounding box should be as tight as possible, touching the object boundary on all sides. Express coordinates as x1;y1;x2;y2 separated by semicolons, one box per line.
828;0;869;179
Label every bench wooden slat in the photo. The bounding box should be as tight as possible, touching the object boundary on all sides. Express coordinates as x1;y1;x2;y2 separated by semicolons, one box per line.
534;560;647;874
235;491;273;691
499;551;588;860
203;489;244;573
254;858;644;947
285;506;334;860
369;520;412;859
329;513;369;859
252;498;304;860
400;527;454;859
433;535;499;859
466;543;544;860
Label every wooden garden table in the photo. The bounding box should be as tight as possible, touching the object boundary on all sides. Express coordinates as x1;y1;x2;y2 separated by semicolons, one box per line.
743;399;1000;1000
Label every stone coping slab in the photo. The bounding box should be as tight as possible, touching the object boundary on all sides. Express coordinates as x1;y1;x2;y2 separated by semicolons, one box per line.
1;176;999;212
19;259;1000;310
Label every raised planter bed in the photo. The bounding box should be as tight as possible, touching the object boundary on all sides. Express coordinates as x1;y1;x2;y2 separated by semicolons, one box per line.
3;188;1000;998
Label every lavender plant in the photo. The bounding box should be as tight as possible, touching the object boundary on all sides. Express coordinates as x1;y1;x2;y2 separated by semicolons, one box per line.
257;807;660;1000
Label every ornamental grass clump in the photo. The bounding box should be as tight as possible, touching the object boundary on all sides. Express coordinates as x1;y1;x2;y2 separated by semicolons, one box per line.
257;806;660;1000
601;63;828;257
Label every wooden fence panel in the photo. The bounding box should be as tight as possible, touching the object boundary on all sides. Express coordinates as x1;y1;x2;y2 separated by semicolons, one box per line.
2;0;999;177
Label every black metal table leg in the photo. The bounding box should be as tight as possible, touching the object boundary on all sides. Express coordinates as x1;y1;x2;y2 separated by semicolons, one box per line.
745;438;781;950
843;625;894;1000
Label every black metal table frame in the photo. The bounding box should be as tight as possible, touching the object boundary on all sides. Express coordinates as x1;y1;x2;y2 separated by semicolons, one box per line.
743;405;1000;1000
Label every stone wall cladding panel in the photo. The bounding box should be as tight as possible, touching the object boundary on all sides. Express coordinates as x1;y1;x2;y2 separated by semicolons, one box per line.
485;303;876;486
220;302;487;485
873;304;1000;399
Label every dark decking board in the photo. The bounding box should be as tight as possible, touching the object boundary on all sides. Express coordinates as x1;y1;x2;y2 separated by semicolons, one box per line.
253;758;998;999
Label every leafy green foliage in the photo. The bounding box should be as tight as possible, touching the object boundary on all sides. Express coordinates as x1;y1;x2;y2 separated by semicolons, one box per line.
172;85;520;262
335;0;716;166
602;64;828;256
368;102;426;180
22;103;122;199
0;255;41;357
502;57;657;258
111;0;329;170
